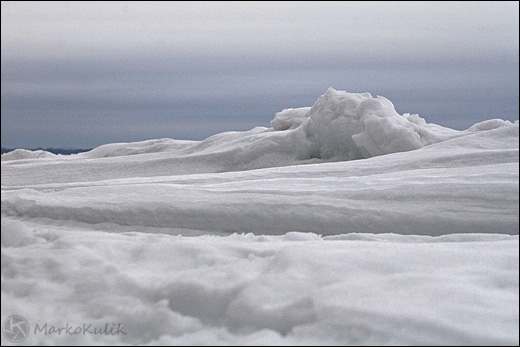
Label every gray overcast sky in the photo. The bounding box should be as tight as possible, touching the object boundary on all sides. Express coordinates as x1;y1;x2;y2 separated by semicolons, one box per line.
1;1;518;148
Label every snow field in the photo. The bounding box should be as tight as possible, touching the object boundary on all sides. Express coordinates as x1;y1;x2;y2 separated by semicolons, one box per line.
2;218;518;345
1;88;518;345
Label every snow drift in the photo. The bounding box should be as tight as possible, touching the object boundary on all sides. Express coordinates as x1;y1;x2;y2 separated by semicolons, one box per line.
1;88;519;345
1;148;56;161
77;88;514;162
2;88;513;174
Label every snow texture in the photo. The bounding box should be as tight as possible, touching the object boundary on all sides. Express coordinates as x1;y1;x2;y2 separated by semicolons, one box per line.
1;88;518;345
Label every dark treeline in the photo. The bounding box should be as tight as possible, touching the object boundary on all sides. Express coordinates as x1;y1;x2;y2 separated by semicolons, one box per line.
1;147;92;155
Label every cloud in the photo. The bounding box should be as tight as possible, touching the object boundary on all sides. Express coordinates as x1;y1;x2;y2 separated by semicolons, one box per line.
2;2;518;60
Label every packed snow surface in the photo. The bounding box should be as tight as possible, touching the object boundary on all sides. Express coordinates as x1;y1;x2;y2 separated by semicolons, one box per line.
1;89;518;345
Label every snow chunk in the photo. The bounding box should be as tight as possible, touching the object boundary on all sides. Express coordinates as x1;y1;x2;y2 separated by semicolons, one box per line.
271;107;311;131
272;88;462;161
306;89;424;159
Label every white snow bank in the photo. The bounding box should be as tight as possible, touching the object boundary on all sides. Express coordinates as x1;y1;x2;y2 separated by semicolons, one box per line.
82;138;197;159
2;122;517;236
76;88;512;164
2;88;518;185
1;221;517;345
1;149;56;161
467;118;514;132
3;89;513;174
2;89;517;188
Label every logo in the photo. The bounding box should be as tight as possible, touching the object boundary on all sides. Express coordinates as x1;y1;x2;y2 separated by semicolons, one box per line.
2;315;29;343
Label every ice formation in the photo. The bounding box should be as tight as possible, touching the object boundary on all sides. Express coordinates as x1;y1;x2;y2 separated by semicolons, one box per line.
1;88;518;345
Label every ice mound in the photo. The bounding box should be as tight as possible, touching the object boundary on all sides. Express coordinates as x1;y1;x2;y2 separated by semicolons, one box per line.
2;88;515;183
272;88;465;160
